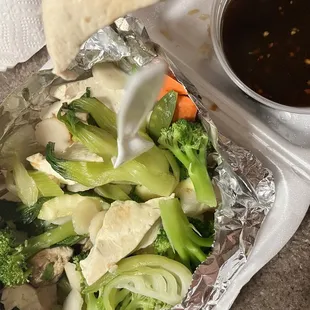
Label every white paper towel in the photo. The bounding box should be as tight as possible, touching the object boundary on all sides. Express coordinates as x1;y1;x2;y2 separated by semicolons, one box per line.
0;0;45;71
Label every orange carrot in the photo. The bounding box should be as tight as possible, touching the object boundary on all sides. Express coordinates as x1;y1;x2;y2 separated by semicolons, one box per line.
173;95;198;122
158;75;188;100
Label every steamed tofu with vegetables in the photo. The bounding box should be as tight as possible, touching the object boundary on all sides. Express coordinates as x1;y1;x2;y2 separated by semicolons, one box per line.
0;65;218;310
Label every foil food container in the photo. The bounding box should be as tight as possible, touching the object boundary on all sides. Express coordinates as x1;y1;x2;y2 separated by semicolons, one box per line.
0;16;275;309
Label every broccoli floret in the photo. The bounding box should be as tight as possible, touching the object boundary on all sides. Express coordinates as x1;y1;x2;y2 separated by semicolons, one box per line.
188;217;214;239
159;198;213;270
158;119;216;206
0;221;77;287
153;229;175;259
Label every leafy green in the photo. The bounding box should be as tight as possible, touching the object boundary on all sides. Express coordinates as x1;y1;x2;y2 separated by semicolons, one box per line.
12;160;38;206
84;254;192;309
18;197;53;224
28;171;64;197
46;142;176;197
69;97;117;136
148;91;178;140
0;221;77;286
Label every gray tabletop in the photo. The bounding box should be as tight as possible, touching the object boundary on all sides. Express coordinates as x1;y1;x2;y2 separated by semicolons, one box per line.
1;48;310;310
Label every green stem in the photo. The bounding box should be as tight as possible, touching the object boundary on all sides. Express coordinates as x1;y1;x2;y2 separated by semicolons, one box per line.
188;230;213;247
22;221;76;258
188;162;217;206
170;146;191;169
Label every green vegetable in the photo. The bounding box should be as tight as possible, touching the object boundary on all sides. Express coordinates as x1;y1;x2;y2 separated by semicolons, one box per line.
119;291;171;310
59;110;173;176
41;262;54;281
69;97;117;137
0;200;21;222
153;229;175;259
188;217;214;239
58;110;117;161
159;198;213;270
84;254;192;309
17;197;52;224
56;235;86;247
38;194;106;223
28;171;64;197
134;185;159;201
0;221;77;286
57;276;72;305
12;160;38;206
158;119;216;206
148;91;178;140
46;142;176;197
95;184;131;201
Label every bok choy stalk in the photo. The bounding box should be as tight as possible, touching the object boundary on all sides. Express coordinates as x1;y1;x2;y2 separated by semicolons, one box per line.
28;171;64;197
69;97;117;137
46;142;176;196
12;160;38;206
58;110;117;161
94;184;131;201
58;110;172;176
83;254;192;309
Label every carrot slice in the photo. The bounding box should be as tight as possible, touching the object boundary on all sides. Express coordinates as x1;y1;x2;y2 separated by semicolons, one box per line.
158;75;188;100
173;95;198;122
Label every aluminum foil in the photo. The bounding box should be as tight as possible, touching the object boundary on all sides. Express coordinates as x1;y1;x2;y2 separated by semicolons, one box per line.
0;16;275;309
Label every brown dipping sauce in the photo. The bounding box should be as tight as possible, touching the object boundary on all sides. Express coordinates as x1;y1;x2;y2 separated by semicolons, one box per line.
222;0;310;107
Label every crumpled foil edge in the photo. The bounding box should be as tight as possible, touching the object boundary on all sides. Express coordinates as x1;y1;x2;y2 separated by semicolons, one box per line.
0;16;275;310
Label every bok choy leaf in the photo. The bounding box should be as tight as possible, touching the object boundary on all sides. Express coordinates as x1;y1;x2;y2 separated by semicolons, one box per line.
28;171;64;197
12;160;38;206
69;97;117;137
46;142;176;197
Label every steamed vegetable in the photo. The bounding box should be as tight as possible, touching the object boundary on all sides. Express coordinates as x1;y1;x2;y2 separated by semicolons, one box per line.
95;184;131;201
153;229;175;259
158;75;187;99
12;159;38;206
69;97;117;136
0;69;219;310
0;221;77;286
18;197;52;224
28;171;64;197
118;291;171;310
38;194;106;224
158;119;216;206
46;142;176;196
173;95;198;122
148;90;178;140
159;198;213;270
158;74;197;122
58;110;117;161
58;109;173;176
84;254;192;309
175;178;212;216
